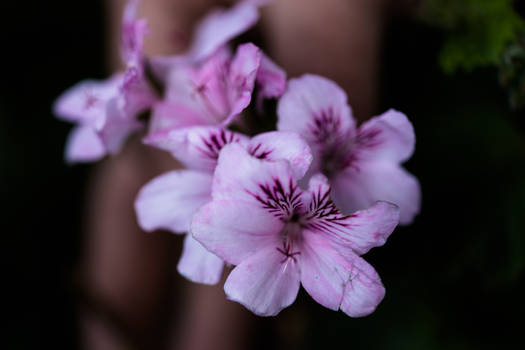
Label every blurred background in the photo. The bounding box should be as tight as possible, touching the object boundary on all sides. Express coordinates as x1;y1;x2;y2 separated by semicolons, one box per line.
3;0;525;349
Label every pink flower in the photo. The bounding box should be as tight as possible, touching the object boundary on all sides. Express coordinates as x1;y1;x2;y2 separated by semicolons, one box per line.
54;0;155;163
148;43;262;135
192;143;399;316
135;127;311;284
53;75;142;162
277;74;421;224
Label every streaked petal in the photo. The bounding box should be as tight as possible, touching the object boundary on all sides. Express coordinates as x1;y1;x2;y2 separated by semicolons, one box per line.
177;235;224;285
135;170;212;233
340;254;385;317
331;162;420;225
146;126;248;172
192;199;282;265
329;202;399;256
224;246;300;316
212;143;297;204
64;125;105;163
277;74;356;158
356;109;415;163
247;131;312;179
299;232;351;310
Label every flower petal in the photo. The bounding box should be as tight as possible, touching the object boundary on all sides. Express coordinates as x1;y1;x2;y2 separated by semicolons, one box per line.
277;74;356;165
177;235;224;285
98;98;143;154
356;109;415;163
340;254;385;317
247;131;312;179
192;199;282;265
256;54;287;100
186;1;260;62
331;162;420;225
299;231;351;311
64;125;106;163
135;170;212;233
120;0;149;68
224;43;261;124
224;246;300;316
53;76;120;128
212;143;298;206
302;175;399;255
145;126;248;172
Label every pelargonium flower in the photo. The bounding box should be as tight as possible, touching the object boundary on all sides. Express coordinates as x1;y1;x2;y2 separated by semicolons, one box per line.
192;143;399;316
54;0;155;163
277;74;421;224
148;43;262;134
148;0;286;136
135;127;312;284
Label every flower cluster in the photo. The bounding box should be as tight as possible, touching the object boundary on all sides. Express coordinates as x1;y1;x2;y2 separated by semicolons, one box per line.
54;0;421;317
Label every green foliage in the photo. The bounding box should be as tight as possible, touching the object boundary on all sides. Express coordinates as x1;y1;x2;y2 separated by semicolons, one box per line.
499;37;525;108
422;0;525;74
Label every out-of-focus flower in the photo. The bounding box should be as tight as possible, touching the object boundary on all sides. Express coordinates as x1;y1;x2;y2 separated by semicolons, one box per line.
277;74;421;224
148;44;262;135
54;0;156;163
192;143;399;316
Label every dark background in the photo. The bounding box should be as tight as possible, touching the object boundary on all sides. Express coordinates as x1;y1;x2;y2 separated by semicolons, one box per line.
3;1;524;349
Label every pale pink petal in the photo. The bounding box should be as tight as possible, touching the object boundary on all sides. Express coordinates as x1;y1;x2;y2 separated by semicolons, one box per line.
64;125;105;163
120;0;149;68
186;1;260;62
331;162;420;225
340;254;385;317
53;76;120;128
224;43;261;124
277;74;356;161
186;47;233;120
301;175;399;255
120;70;157;116
224;246;301;316
145;126;248;172
148;101;211;134
299;232;351;311
356;109;415;163
247;131;312;180
256;54;286;99
177;235;224;285
192;200;282;265
98;98;143;154
211;143;298;209
135;170;212;233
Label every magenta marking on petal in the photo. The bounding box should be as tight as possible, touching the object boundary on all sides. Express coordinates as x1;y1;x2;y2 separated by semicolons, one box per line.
248;143;273;160
196;129;241;160
356;128;382;149
247;177;303;220
276;241;301;264
309;107;342;145
303;183;352;235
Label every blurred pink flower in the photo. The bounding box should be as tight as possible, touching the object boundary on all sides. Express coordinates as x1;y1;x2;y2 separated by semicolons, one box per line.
148;44;262;135
54;0;155;162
